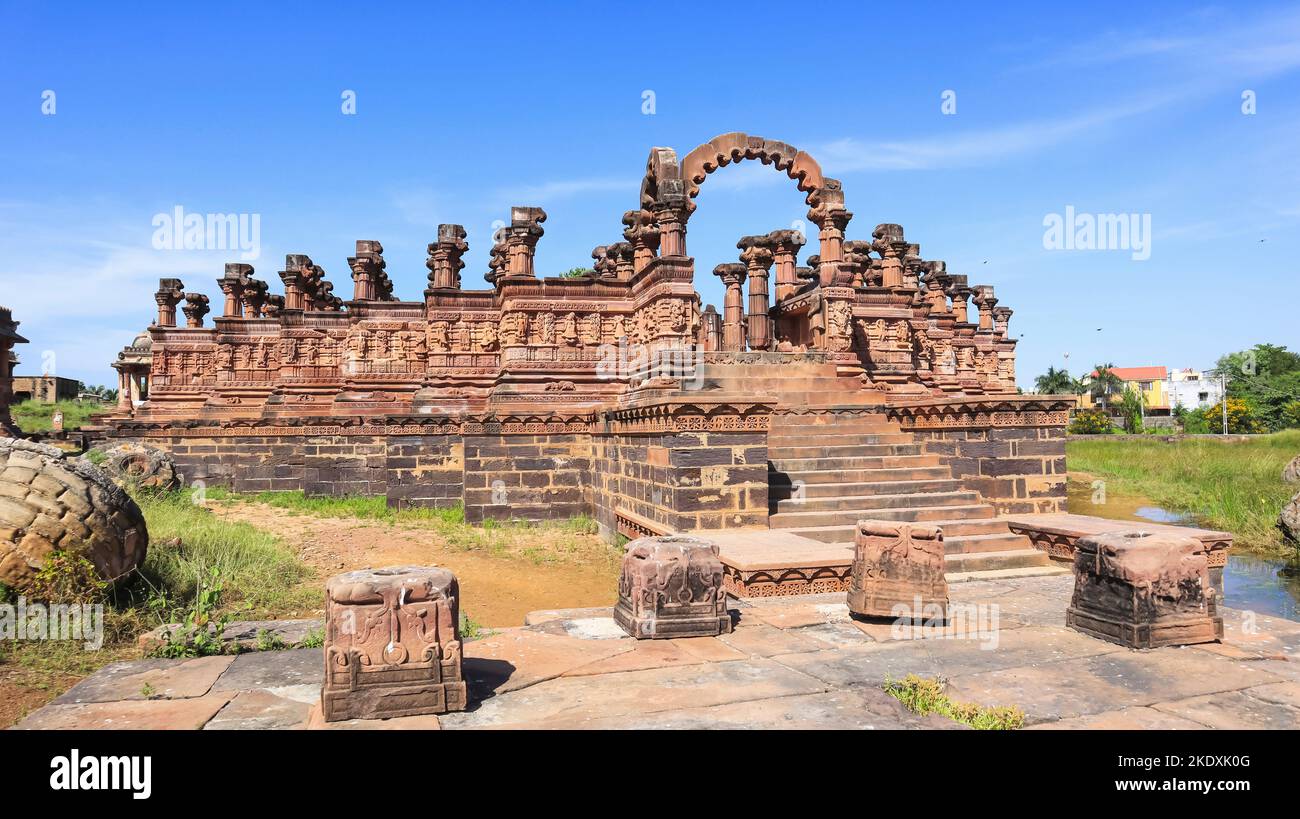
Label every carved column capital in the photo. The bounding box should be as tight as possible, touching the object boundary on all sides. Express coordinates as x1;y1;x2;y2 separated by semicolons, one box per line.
154;278;185;327
181;293;210;328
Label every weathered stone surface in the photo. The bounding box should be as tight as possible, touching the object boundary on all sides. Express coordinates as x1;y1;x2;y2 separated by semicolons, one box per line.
212;647;322;692
1150;689;1300;730
85;442;181;491
53;655;234;704
846;520;948;622
1282;454;1300;484
1280;490;1300;545
0;437;148;588
13;694;234;730
203;689;314;730
1066;530;1223;649
614;535;731;639
322;566;466;721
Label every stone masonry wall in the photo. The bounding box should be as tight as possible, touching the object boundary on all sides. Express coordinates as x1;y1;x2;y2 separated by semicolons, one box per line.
462;433;592;524
909;425;1066;515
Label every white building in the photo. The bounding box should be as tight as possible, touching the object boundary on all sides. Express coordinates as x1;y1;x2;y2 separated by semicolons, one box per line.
1167;368;1223;412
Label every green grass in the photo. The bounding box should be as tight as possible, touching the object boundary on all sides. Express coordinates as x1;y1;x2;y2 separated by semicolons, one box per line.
10;399;107;433
884;675;1025;730
1067;429;1300;557
126;490;317;619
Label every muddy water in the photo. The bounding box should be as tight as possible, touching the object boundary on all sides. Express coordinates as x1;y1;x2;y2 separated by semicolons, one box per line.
1067;476;1300;621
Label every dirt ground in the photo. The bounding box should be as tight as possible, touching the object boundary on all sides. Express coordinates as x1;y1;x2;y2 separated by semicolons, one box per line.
209;501;621;628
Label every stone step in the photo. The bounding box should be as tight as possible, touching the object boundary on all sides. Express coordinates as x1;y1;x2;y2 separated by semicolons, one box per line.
943;531;1035;554
770;466;954;484
767;443;923;459
769;454;941;471
946;564;1072;583
768;478;963;500
943;548;1053;574
774;490;982;514
769;503;996;529
767;432;913;446
782;517;1012;544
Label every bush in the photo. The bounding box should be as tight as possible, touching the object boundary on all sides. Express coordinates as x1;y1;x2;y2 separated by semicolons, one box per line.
1204;398;1267;434
1069;408;1114;434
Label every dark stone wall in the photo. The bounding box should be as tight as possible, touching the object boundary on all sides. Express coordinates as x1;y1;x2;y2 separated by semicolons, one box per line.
910;425;1067;515
462;433;592;524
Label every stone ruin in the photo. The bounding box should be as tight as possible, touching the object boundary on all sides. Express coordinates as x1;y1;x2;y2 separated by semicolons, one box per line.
614;534;731;638
846;520;948;622
0;306;27;437
1066;530;1222;649
97;132;1073;543
322;566;467;721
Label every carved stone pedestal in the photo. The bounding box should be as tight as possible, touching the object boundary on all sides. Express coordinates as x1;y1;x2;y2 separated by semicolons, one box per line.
322;566;467;722
846;520;948;622
1066;531;1223;649
614;535;732;639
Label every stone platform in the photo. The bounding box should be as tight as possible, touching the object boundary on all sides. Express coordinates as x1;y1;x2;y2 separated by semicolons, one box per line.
14;573;1299;730
701;528;1068;599
1004;513;1232;588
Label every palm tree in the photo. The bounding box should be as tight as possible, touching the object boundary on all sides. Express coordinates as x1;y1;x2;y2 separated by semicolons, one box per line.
1090;363;1124;409
1033;366;1078;395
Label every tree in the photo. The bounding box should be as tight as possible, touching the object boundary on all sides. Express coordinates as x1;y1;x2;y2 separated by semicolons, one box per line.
1089;363;1124;410
1116;386;1145;433
1033;366;1079;395
1214;344;1300;431
560;267;593;278
1069;408;1113;434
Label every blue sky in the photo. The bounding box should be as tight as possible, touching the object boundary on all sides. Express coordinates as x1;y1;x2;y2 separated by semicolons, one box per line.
1;1;1297;388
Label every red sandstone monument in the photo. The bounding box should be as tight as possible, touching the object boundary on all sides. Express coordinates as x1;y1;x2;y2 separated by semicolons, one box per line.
99;132;1073;591
0;307;28;437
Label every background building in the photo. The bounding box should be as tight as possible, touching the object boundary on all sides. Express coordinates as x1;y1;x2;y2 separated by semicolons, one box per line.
10;374;80;403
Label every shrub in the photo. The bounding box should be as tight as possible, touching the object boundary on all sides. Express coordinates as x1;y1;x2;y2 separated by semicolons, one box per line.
1204;398;1267;434
22;552;107;605
1069;408;1114;434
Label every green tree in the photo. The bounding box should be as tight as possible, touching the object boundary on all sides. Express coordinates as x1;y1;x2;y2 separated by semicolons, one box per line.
1089;363;1124;410
1214;344;1300;431
560;267;593;278
1116;386;1145;433
1033;366;1079;395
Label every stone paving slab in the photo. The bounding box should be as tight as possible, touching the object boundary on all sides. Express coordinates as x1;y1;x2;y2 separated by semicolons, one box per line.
488;688;967;730
14;694;235;730
53;655;234;704
11;573;1300;730
946;648;1286;725
440;658;830;729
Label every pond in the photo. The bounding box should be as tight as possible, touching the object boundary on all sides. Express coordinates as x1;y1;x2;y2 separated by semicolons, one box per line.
1068;478;1300;622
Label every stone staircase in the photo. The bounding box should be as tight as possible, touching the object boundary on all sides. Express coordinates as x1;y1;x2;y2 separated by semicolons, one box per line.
766;411;1054;576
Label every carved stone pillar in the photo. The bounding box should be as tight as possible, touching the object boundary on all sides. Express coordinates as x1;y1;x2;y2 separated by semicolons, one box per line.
181;293;210;328
218;264;250;318
425;224;468;290
504;206;547;277
241;278;268;318
974;286;998;331
738;235;774;352
653;196;689;257
280;255;309;311
114;366;131;412
871;224;907;288
768;229;807;301
699;305;721;352
809;200;852;286
713;263;747;352
154;279;184;327
993;306;1013;337
923;262;951;314
623;210;661;275
610;242;635;280
949;276;972;323
348;241;382;301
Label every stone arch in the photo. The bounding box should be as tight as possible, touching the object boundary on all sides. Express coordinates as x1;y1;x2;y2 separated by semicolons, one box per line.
640;132;838;212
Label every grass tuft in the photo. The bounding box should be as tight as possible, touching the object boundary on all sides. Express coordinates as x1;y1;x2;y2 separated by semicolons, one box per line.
884;674;1024;730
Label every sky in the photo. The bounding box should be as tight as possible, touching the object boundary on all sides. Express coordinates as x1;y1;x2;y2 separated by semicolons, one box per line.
1;0;1297;389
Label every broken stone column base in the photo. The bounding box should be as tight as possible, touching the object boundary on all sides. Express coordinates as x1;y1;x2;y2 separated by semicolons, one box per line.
614;535;732;639
1066;530;1223;650
846;520;949;623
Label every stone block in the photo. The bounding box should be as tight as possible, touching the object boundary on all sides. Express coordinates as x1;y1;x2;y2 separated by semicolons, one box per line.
322;566;467;722
846;520;948;622
1066;530;1223;649
614;535;732;639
